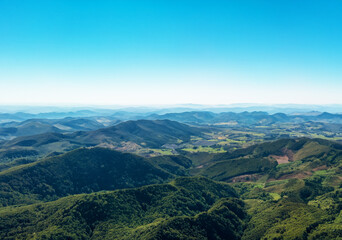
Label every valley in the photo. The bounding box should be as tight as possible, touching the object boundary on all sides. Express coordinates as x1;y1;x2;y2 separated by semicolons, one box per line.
0;110;341;239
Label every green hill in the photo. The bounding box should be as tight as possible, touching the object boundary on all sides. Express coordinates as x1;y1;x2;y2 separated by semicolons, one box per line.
201;157;277;181
74;119;204;148
214;138;340;162
0;137;341;239
241;184;342;240
198;138;342;183
0;176;244;240
0;147;173;206
147;155;192;176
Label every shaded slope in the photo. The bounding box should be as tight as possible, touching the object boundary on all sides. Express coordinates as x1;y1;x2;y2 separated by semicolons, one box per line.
147;155;192;176
0;119;205;162
0;147;172;206
0;118;105;139
0;121;63;139
75;119;204;148
0;132;70;148
0;132;79;162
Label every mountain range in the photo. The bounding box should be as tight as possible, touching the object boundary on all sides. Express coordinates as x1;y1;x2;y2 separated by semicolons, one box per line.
0;119;205;165
2;110;342;140
0;109;341;239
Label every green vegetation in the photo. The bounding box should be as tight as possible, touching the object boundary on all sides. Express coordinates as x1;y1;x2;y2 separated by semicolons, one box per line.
0;147;173;206
147;155;192;176
191;138;342;185
0;177;245;240
239;177;341;240
0;116;342;239
2;114;342;162
182;146;226;153
243;200;330;240
201;157;277;181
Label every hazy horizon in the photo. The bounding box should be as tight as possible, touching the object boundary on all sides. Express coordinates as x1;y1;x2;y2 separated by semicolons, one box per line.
1;103;342;115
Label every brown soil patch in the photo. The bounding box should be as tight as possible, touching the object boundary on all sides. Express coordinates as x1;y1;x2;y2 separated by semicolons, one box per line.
269;148;295;164
283;148;294;161
271;155;289;164
230;174;262;183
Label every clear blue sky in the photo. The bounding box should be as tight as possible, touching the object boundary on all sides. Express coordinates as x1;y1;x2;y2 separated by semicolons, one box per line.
0;0;341;105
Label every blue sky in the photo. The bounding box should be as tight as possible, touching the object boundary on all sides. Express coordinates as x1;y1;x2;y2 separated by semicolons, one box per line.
0;0;341;105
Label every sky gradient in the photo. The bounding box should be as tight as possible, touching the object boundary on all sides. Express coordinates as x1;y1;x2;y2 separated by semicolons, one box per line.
1;1;342;105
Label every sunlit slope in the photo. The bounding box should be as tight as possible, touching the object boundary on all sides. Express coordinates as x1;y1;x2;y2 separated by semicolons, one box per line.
199;138;342;183
0;177;245;240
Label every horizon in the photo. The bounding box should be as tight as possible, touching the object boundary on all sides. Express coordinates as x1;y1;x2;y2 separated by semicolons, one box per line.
1;103;342;115
1;1;342;105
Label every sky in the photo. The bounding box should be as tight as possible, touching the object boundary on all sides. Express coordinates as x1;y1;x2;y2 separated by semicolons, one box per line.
0;0;342;106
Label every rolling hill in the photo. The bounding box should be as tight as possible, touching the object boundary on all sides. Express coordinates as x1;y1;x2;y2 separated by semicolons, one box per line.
0;177;243;240
0;119;205;162
0;147;174;206
73;119;204;148
0;118;106;140
0;137;341;239
197;138;342;183
145;111;342;125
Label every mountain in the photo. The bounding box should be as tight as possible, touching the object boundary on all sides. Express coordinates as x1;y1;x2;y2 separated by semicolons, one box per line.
145;111;217;124
197;138;342;183
0;121;63;140
0;112;35;123
0;118;106;140
51;117;105;131
144;111;342;125
0;132;75;159
0;110;113;123
214;111;291;125
74;119;204;148
0;119;205;162
0;147;174;206
0;176;244;240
